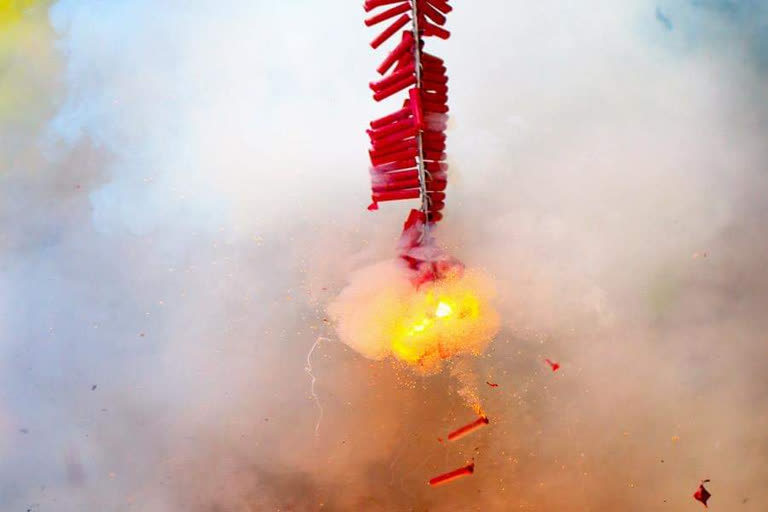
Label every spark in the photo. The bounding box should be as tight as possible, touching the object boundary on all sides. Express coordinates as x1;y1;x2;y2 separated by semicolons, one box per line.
305;336;331;438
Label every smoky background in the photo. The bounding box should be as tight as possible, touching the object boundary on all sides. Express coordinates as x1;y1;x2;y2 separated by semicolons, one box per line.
1;0;767;510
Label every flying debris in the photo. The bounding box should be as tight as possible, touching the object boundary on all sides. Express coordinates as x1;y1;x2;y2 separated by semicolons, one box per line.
428;461;475;487
485;381;499;388
545;358;560;372
447;416;489;442
693;480;712;507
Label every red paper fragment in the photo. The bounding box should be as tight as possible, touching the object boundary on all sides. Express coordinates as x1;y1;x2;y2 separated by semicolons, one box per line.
447;416;489;442
693;480;711;507
545;359;560;372
486;381;499;388
428;462;475;487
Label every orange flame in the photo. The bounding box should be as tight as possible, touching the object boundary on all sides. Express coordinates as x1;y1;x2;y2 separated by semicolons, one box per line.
389;272;498;372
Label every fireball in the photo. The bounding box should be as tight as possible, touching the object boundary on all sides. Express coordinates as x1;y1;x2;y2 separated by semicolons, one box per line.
390;281;489;369
328;260;499;374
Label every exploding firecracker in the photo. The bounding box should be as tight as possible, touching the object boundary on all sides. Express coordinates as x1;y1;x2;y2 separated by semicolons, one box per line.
388;270;497;369
428;461;475;487
447;416;489;442
346;0;502;374
693;480;712;507
344;1;501;418
328;257;499;373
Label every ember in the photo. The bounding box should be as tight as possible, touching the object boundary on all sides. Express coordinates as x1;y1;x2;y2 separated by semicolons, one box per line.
447;416;489;442
428;462;475;487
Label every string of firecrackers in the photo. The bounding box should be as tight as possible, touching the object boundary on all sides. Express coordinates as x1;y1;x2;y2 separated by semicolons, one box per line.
363;0;452;223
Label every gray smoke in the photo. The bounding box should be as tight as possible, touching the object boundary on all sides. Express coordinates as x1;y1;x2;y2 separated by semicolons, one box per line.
1;0;767;510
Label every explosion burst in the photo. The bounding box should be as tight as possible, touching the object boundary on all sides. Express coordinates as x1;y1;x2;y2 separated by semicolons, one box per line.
390;270;498;370
328;260;499;374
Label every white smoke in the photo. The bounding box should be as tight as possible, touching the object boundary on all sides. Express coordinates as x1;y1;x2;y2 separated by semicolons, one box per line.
1;1;767;510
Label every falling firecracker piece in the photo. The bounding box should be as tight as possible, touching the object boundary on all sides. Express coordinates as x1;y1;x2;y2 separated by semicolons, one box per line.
428;462;475;487
545;359;560;372
448;416;489;442
437;437;443;443
486;381;499;388
693;480;711;507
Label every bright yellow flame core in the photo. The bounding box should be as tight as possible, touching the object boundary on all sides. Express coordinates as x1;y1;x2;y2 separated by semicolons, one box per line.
389;273;498;371
328;261;500;375
435;301;452;318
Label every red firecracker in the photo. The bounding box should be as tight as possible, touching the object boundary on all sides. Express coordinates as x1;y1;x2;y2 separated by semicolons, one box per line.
447;416;490;442
428;462;474;487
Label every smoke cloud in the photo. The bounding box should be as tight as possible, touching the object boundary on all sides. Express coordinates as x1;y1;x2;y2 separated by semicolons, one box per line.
1;0;767;510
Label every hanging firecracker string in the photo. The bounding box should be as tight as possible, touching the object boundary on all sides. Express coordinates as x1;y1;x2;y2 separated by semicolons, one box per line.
362;0;452;228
